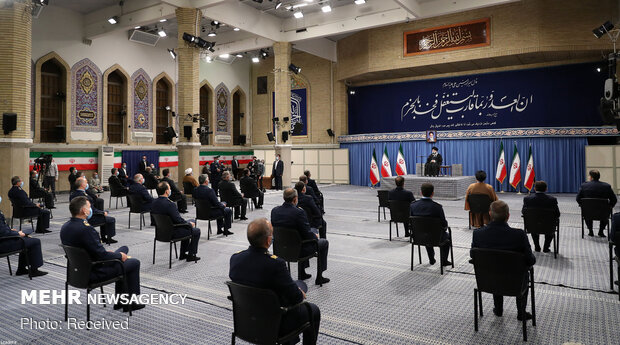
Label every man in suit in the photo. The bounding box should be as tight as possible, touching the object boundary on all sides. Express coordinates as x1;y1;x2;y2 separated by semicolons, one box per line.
272;154;284;190
61;196;144;312
304;170;324;211
465;170;498;228
210;156;223;196
151;182;201;262
257;159;265;190
194;175;233;235
138;155;149;174
29;170;54;209
271;188;330;285
522;181;560;252
68;167;78;193
240;168;264;209
71;177;117;244
8;176;51;234
471;200;536;320
43;158;59;201
576;169;617;237
247;156;257;179
84;179;105;211
219;171;247;220
118;163;129;186
161;168;188;213
424;147;442;177
230;218;321;345
109;168;129;197
0;200;47;277
295;182;327;239
143;167;160;191
299;175;321;211
231;156;240;180
389;176;416;237
128;174;155;213
409;183;451;265
611;212;620;259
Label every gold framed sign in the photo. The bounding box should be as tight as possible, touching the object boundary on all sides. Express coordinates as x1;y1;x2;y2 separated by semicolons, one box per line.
404;18;490;57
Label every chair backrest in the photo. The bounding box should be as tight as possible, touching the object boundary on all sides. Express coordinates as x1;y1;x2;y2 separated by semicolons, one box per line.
467;194;492;214
226;281;284;344
389;200;411;223
9;198;25;218
377;190;390;207
523;208;558;235
299;205;313;223
410;216;444;246
471;248;529;297
109;181;121;196
144;176;158;189
127;194;145;213
152;214;176;242
194;198;214;220
61;245;93;289
581;198;611;221
183;182;195;196
273;227;304;262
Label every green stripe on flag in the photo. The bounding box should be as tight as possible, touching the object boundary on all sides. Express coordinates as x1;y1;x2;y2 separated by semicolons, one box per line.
30;151;97;158
114;152;122;157
199;150;253;156
159;151;178;157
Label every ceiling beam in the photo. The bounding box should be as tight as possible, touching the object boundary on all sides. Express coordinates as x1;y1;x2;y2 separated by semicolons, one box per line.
391;0;421;18
417;0;521;19
293;38;337;62
201;1;283;42
210;36;275;57
85;2;180;39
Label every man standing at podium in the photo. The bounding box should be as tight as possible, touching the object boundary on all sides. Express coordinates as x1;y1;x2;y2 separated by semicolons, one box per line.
425;147;442;177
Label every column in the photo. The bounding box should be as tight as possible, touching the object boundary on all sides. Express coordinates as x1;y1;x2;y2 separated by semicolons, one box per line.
175;8;202;184
273;42;293;186
0;2;33;215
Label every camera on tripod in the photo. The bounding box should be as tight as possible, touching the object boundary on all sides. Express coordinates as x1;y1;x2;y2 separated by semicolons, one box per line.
33;153;53;183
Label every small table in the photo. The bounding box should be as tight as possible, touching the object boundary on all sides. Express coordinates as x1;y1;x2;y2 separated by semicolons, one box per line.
440;166;452;177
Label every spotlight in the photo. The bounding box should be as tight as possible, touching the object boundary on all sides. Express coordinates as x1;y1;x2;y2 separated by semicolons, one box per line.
267;132;275;142
322;5;332;13
288;63;301;74
159;19;167;22
597;67;602;73
205;56;213;63
349;90;356;95
260;49;269;59
183;32;196;43
220;53;230;58
134;26;141;29
38;0;49;5
275;1;282;9
354;0;366;4
252;56;260;63
272;117;280;123
593;21;614;39
293;11;303;19
158;28;167;37
236;53;243;58
208;45;215;53
234;27;240;31
207;30;217;37
165;105;171;111
282;117;289;122
108;16;119;24
167;49;177;60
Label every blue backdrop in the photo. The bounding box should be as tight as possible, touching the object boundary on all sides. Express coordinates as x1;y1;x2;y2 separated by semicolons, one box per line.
348;62;605;134
272;89;308;136
342;137;587;193
121;150;159;182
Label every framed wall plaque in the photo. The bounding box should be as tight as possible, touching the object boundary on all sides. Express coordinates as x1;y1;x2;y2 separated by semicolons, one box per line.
404;18;490;57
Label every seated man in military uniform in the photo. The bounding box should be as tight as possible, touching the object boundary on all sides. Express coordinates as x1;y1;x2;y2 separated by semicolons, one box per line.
129;174;155;225
0;197;47;277
8;176;51;234
60;196;144;312
230;218;321;345
161;169;188;213
71;177;117;244
193;174;233;235
151;182;201;262
29;170;54;209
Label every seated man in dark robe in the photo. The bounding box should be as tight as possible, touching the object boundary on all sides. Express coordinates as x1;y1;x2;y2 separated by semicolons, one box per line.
424;146;442;177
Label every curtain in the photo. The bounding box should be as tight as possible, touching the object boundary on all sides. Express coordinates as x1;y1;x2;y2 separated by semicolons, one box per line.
121;150;160;182
342;137;587;193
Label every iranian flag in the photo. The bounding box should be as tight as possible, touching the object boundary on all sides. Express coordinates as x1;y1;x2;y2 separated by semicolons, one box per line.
369;148;380;186
509;143;521;189
523;145;535;191
495;142;507;183
395;144;407;176
381;147;392;177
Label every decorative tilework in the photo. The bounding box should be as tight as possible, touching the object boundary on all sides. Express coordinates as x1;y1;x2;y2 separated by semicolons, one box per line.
131;69;152;131
215;82;229;134
70;58;102;132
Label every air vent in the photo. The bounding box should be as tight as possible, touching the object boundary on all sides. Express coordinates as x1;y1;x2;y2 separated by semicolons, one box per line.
129;29;160;46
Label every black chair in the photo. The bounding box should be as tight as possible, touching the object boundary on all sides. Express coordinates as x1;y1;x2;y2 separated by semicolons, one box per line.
195;198;224;240
471;248;536;342
523;208;560;259
9;199;36;233
108;183;125;209
409;216;454;274
61;244;132;322
580;198;612;238
0;236;31;279
610;235;619;292
388;200;411;241
144;176;158;197
273;227;319;278
127;194;149;230
226;281;312;345
300;205;322;235
183;182;195;206
151;214;195;269
615;255;620;301
467;194;492;229
377;190;389;222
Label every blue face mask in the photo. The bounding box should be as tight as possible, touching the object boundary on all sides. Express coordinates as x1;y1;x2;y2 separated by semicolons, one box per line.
86;183;90;190
0;196;2;204
87;207;93;220
20;181;24;188
35;174;38;179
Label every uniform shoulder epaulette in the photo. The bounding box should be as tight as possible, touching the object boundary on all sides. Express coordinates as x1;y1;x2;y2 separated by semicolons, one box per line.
83;220;90;226
270;254;278;259
234;250;242;254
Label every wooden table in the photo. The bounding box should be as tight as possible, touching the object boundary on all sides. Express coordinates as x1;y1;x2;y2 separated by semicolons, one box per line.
440;165;452;176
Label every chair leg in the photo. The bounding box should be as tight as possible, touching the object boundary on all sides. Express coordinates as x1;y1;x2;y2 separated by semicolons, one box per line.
450;242;455;268
611;243;615;290
581;217;584;239
86;288;91;323
101;286;105;307
174;242;178;258
389;221;392;241
410;243;414;271
19;218;22;231
440;255;444;275
109;194;112;209
64;282;69;321
474;288;479;332
207;221;211;240
153;239;156;265
6;256;12;275
531;280;536;327
378;206;380;222
478;290;483;317
140;214;143;230
520;297;527;341
30;218;34;233
169;242;172;269
287;261;291;273
418;245;422;264
231;332;236;345
128;213;131;229
383;207;386;220
395;222;399;238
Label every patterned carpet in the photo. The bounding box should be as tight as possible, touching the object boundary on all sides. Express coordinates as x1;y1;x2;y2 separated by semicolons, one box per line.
1;184;618;344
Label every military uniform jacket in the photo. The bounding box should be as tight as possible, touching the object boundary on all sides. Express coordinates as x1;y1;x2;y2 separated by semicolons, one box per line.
0;211;20;253
210;162;222;181
151;197;189;226
70;189;104;215
129;183;154;206
8;186;38;209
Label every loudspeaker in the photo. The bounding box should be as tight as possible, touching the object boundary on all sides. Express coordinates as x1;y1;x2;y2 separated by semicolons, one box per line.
239;135;246;145
183;125;193;140
281;131;289;142
257;76;268;94
239;112;244;118
266;132;275;142
292;122;303;135
2;113;17;135
326;128;335;137
164;126;177;142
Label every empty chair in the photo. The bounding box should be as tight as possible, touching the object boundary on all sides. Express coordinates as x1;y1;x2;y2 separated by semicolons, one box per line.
151;214;195;269
377;190;389;222
194;198;224;240
523;208;560;259
409;216;454;274
580;198;612;238
388;200;411;241
61;244;132;322
471;248;536;342
127;194;149;230
273;226;318;275
466;194;492;229
0;236;31;279
226;281;312;345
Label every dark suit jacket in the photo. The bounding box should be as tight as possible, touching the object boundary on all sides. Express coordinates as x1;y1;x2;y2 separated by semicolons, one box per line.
611;213;620;255
307;178;320;195
219;180;243;204
240;176;260;198
0;211;21;253
232;160;239;171
129;183;154;209
389;186;415;204
161;176;182;199
576;180;617;207
272;160;284;176
30;178;45;195
138;160;149;173
151;197;188;226
108;175;126;192
471;221;536;267
298;194;322;229
193;185;226;210
409;197;447;228
271;202;317;257
118;167;128;179
144;172;159;189
70;189;104;215
522;192;560;218
305;185;321;206
68;173;78;190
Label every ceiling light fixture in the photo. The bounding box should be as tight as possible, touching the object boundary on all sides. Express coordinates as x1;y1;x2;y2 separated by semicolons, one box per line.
134;25;141;29
207;30;217;37
158;28;167;37
288;63;302;74
236;53;243;58
275;1;282;9
252;56;260;63
354;0;366;4
159;19;167;22
234;27;240;31
322;5;332;12
294;11;303;18
206;56;213;63
220;53;230;58
108;16;119;24
167;48;177;60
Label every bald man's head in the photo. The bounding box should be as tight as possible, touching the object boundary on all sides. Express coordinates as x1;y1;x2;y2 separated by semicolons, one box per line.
247;218;272;248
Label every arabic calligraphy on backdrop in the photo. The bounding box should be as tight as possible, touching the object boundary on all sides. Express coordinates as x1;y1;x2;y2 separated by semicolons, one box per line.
404;18;490;56
347;62;606;135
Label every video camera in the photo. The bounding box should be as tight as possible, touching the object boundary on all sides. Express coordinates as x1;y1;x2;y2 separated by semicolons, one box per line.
33;153;53;183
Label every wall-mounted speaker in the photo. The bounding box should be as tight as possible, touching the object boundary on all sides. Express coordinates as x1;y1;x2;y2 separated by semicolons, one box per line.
164;126;177;142
3;113;17;135
281;131;289;142
292;122;303;135
183;125;193;140
326;128;335;137
266;132;274;142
